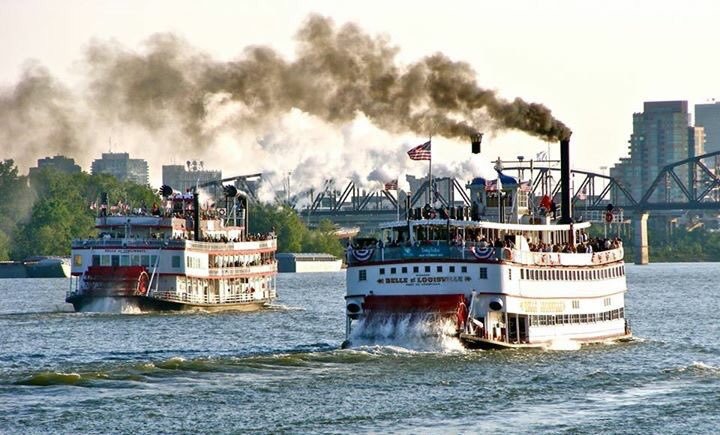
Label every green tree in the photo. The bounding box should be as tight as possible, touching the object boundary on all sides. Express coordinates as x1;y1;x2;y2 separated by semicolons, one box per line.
250;203;308;252
302;219;344;257
10;168;157;259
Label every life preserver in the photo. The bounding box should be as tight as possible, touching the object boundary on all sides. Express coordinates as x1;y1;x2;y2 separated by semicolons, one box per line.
456;301;468;331
219;208;226;216
137;271;149;295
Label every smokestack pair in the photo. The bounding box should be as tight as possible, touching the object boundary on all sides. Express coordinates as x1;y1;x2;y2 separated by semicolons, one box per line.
467;133;572;224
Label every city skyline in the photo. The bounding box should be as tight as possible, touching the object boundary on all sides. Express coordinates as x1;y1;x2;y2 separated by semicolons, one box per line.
3;1;720;193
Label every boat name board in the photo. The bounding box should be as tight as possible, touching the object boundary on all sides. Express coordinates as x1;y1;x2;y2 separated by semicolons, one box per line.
519;300;567;313
377;275;471;285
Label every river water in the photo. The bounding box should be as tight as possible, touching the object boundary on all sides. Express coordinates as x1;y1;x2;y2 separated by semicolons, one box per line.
0;264;718;434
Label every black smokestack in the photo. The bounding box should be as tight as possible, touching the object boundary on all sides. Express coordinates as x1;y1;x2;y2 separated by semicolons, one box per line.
470;132;483;154
558;137;572;224
193;192;200;241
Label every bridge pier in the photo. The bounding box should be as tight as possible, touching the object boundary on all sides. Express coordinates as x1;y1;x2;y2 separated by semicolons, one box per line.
633;211;649;265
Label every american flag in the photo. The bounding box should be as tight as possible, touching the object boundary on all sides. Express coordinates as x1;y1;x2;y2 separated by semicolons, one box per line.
384;179;398;190
407;141;431;161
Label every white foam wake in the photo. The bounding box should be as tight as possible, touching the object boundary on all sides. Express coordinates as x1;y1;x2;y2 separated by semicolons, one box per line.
543;337;581;351
348;313;465;353
81;297;142;314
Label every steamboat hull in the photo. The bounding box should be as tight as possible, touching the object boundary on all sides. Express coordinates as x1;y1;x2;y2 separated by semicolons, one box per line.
66;293;270;313
459;332;633;350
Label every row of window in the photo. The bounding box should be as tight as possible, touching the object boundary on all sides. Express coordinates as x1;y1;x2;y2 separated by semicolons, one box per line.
520;265;625;281
91;254;159;268
529;308;625;326
379;265;469;275
359;266;488;281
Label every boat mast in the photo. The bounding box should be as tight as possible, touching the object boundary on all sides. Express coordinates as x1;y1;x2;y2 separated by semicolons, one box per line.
428;134;433;205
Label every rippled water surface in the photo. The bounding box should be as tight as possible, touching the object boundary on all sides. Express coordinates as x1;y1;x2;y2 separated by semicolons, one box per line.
1;264;719;434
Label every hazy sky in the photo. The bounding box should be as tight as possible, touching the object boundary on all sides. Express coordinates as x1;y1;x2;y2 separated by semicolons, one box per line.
2;0;720;192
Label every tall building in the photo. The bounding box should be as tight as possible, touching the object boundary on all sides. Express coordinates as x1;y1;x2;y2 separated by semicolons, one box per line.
610;101;702;204
91;152;149;185
28;155;81;178
162;160;222;199
694;102;720;153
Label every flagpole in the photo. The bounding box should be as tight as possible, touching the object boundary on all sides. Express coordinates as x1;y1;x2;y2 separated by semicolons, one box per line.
428;135;432;205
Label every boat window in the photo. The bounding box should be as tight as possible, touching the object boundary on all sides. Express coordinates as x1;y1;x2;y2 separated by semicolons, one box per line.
100;255;111;266
150;255;158;267
132;255;141;266
402;267;407;274
521;269;525;279
571;314;580;323
391;267;397;274
92;255;100;266
172;255;181;268
425;266;430;273
120;255;130;266
449;266;455;273
604;297;611;306
437;266;442;273
479;267;488;279
572;300;580;309
508;269;512;280
141;255;150;266
359;270;367;281
461;266;467;273
379;268;385;275
413;266;419;273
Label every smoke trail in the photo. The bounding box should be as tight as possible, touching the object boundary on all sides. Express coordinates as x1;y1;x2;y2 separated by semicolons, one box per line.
1;14;569;195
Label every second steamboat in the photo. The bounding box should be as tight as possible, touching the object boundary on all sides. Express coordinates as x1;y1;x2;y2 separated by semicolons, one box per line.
67;184;277;312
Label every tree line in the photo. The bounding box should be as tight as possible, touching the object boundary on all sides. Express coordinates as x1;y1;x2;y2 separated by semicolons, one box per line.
0;160;343;260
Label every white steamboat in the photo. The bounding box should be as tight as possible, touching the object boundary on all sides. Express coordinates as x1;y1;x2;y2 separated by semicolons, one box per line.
67;185;277;312
344;138;631;349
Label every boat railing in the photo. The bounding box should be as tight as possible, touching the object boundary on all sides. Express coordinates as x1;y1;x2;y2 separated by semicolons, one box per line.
207;263;277;276
150;291;267;305
347;243;492;265
72;239;186;249
347;243;624;266
186;238;276;251
508;247;624;266
72;237;277;251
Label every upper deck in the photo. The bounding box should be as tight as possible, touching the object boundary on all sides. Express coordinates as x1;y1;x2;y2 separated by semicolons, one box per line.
72;237;276;253
346;218;622;268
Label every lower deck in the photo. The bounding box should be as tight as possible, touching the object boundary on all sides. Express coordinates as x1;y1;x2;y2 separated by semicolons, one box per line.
459;331;633;350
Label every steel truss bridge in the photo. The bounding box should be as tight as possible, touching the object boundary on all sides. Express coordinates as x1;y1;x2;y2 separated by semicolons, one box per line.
300;151;720;231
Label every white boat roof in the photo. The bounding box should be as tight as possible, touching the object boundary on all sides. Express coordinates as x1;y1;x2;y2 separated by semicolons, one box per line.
377;219;591;232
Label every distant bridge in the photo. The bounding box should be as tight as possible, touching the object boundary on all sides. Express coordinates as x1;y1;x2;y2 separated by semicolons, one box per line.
298;151;720;264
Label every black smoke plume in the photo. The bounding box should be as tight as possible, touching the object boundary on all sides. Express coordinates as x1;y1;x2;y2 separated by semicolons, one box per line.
1;14;570;173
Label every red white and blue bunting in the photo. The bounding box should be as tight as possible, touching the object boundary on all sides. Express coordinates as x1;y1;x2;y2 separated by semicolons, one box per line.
470;246;495;260
351;248;375;262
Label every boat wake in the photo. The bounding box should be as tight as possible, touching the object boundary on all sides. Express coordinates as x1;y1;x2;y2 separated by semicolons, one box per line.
80;297;143;314
543;337;581;351
347;313;465;353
